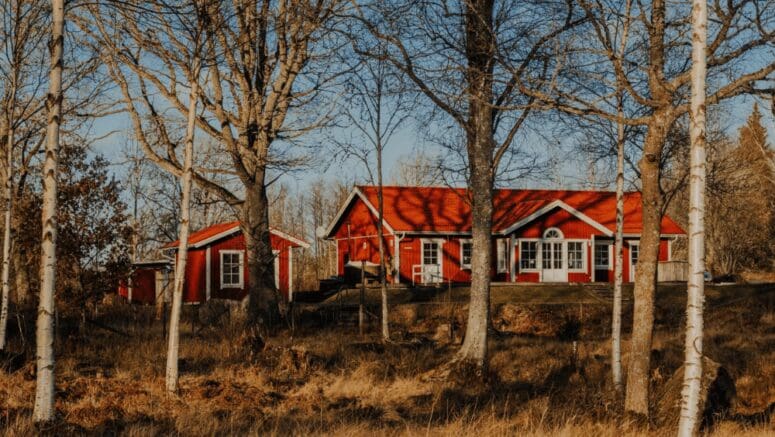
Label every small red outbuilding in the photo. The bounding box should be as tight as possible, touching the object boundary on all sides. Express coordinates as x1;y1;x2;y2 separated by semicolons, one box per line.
118;222;309;304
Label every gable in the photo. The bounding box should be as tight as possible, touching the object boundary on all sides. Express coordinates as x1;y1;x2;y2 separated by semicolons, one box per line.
511;207;605;238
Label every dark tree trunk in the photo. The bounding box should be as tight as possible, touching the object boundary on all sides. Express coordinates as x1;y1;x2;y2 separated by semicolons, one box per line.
241;176;282;327
625;110;674;420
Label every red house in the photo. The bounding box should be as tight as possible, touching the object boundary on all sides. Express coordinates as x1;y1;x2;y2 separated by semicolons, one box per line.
118;222;309;304
325;186;685;284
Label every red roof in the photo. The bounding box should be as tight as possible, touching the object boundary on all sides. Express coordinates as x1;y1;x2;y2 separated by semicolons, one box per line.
163;221;308;249
346;186;684;235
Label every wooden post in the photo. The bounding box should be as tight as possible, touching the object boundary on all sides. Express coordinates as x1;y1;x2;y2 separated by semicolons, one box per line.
448;273;454;342
359;260;365;336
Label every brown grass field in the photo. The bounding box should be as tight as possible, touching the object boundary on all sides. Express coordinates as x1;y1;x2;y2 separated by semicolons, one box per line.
1;283;774;436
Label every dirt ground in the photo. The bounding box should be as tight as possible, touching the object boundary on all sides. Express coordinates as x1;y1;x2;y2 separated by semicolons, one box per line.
1;284;774;436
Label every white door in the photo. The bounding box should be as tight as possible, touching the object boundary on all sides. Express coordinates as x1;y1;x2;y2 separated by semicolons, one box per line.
542;241;567;282
422;241;442;283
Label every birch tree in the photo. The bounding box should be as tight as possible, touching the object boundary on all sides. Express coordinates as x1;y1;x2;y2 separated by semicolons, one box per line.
333;46;412;341
678;0;707;431
89;0;345;328
32;0;64;423
516;0;775;420
164;2;205;393
0;0;48;350
611;0;632;398
359;0;582;371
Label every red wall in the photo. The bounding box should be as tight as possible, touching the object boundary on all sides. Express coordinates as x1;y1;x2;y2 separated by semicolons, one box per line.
332;200;677;285
118;268;158;303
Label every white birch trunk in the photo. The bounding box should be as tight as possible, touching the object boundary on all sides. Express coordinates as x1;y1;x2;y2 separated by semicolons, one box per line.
678;0;707;433
377;122;389;342
166;60;200;394
0;121;13;351
33;0;64;423
612;93;625;396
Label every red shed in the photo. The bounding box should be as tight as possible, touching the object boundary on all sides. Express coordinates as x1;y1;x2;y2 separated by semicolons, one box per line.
120;222;308;304
325;186;685;285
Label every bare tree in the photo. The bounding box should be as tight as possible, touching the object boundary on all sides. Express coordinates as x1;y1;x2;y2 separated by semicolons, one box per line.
516;0;775;420
678;0;708;432
89;0;345;327
358;0;582;371
33;0;64;423
332;43;413;341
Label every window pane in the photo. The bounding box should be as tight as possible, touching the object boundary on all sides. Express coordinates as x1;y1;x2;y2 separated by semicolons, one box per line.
595;244;609;268
520;241;536;269
462;242;472;266
568;242;583;269
542;242;552;269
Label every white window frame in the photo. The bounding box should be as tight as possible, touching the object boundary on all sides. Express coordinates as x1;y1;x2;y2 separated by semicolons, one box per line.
543;227;564;239
459;239;473;269
566;239;587;272
629;240;640;282
518;239;540;272
496;238;508;273
594;241;612;270
220;250;244;289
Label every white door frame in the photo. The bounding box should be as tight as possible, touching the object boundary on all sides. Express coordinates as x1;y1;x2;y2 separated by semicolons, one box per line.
541;228;567;282
629;241;639;282
420;238;443;283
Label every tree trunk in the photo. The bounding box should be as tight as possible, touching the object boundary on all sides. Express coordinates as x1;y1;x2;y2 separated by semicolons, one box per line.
241;175;281;328
377;143;389;341
12;244;28;305
166;60;200;394
0;122;12;351
454;0;496;372
612;94;625;397
33;0;64;423
678;0;707;433
625;111;673;421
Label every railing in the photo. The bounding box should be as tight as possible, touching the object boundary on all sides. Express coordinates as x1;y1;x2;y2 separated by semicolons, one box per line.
412;264;442;285
658;261;688;282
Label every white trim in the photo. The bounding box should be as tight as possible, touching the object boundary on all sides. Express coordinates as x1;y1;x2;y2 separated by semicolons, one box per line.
220;250;244;289
273;250;280;289
206;247;211;300
593;240;613;270
324;187;395;238
629;240;640;282
509;235;516;281
518;238;541;273
565;239;587;272
271;228;310;249
496;238;508;273
500;199;614;237
393;234;401;284
288;247;294;302
419;238;444;283
169;224;309;249
667;239;672;261
192;225;242;248
459;238;472;269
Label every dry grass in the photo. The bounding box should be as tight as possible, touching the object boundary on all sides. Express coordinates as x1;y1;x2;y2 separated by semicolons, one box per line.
1;285;774;436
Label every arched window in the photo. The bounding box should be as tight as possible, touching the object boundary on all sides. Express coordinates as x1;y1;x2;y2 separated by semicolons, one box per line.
543;228;563;239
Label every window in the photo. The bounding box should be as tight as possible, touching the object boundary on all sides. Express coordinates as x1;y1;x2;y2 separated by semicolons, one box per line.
567;241;584;270
460;240;472;269
497;239;508;273
423;242;439;265
631;243;639;266
220;251;244;288
520;241;537;270
543;228;563;239
594;243;611;269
